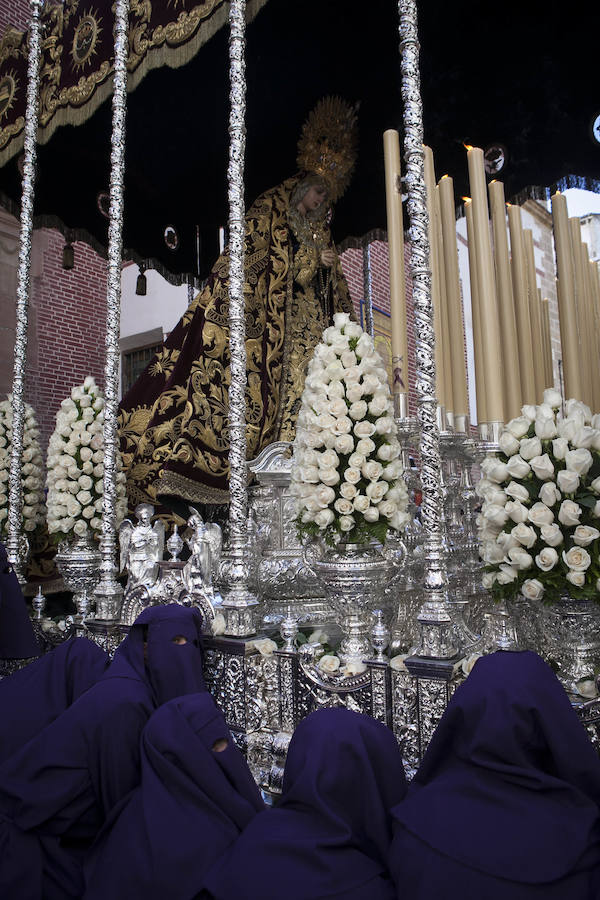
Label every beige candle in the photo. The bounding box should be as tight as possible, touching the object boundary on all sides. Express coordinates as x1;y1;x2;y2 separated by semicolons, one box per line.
581;242;600;410
540;294;553;389
383;130;408;416
439;175;469;429
569;218;592;406
507;205;536;405
591;260;600;408
488;180;522;420
550;193;583;401
465;199;487;425
424;145;448;413
523;230;546;404
435;183;454;425
466;146;504;423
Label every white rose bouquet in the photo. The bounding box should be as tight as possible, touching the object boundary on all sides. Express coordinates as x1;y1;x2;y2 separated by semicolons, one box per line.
477;388;600;604
0;397;45;535
291;313;409;546
46;377;128;542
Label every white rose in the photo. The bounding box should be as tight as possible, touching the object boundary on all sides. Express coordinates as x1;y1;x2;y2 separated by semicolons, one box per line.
542;388;562;409
315;485;336;507
327;380;345;400
481;542;505;564
356;438;376;457
320;468;341;488
481;459;510;483
366;481;389;503
301;465;320;484
368;394;390;417
496;564;518;584
90;434;103;451
314;508;335;528
378;500;397;519
530;451;557;487
534;417;557;440
73;519;88;536
482;572;496;589
362;460;383;482
511;523;537;548
562;546;592;572
377;443;396;462
76;490;92;506
528;502;554;526
344;323;363;340
594;501;600;518
565;448;593;476
539;482;561;507
322;430;337;450
327;398;347;419
572;426;596;449
521;578;544;601
339;515;355;531
507;416;531;437
349;400;368;420
557;417;578;442
353;421;376;439
382;460;403;481
82;506;94;519
334;433;354;455
590;477;600;494
361;374;380;395
374;416;394;435
318;654;341;673
540;523;563;546
573;525;600;547
325;361;345;382
344;467;361;485
506;456;531;479
516;406;537;426
343;365;361;384
252;638;278;657
353;495;370;513
317;413;337;430
498;431;520;456
340;661;367;677
497;532;519;552
348;452;366;469
505;481;530;503
66;498;82;517
558;500;582;527
340;349;357;369
506;546;534;570
552;437;569;460
334;498;354;515
556;469;580;495
566;570;586;588
78;474;93;491
535;547;558;571
505;500;529;524
363;506;380;522
333;417;353;435
340;482;358;500
519;437;542;461
346;384;364;404
211;613;226;636
320;449;339;470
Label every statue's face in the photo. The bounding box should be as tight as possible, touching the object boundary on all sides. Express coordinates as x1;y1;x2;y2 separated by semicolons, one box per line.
138;508;152;525
298;183;327;214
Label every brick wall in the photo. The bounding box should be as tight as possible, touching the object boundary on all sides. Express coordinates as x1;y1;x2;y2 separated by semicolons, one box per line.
27;230;107;450
0;0;29;34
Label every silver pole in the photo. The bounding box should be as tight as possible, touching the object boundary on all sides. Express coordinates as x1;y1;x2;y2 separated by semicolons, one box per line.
362;242;375;338
6;0;44;584
398;0;455;658
220;0;259;636
93;0;130;621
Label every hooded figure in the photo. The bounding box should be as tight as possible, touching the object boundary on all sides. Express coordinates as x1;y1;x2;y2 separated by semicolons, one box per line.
0;540;40;661
0;604;206;899
84;692;264;900
203;707;406;900
0;636;108;765
389;651;600;899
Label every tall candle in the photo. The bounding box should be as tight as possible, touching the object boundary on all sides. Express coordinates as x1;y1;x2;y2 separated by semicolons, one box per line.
424;146;448;413
569;218;592;406
550;193;583;401
466;146;504;423
523;230;546;404
465;199;487;425
488;180;522;420
507;205;536;405
435;183;454;425
439;175;469;428
581;242;600;410
540;294;552;389
383;130;408;415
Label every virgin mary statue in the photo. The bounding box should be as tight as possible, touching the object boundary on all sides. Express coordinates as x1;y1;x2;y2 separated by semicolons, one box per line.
119;98;358;514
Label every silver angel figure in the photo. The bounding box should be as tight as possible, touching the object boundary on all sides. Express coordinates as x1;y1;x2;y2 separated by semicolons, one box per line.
119;503;165;593
182;510;222;597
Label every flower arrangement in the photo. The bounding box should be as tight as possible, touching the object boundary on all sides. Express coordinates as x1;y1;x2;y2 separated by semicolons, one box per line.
477;389;600;604
46;377;128;542
291;312;409;546
0;397;45;535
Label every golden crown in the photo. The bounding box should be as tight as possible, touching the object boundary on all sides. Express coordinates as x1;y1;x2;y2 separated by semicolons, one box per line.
296;96;359;203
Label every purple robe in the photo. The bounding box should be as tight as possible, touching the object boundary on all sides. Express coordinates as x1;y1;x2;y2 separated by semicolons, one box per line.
389;651;600;899
0;636;108;764
0;540;40;660
0;604;206;899
203;707;406;900
84;692;264;900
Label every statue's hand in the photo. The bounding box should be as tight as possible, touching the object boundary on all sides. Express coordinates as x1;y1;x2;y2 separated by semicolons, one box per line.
319;248;335;268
